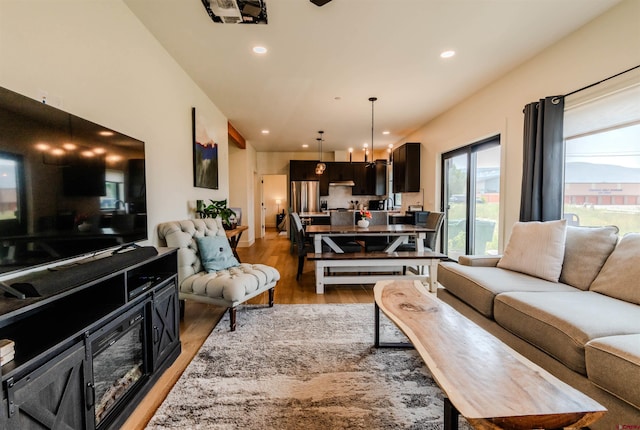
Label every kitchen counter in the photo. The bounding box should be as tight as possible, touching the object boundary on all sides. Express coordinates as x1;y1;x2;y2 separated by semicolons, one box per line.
298;210;405;217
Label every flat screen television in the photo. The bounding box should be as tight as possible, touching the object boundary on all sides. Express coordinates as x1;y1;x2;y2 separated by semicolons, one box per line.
0;86;147;276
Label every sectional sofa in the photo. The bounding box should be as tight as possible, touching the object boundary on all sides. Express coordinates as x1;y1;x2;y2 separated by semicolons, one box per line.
437;221;640;429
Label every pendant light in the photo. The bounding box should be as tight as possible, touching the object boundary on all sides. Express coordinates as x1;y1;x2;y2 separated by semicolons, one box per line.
367;97;377;167
315;130;326;174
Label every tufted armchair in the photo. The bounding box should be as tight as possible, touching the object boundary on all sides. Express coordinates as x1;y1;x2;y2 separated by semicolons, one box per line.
157;218;279;331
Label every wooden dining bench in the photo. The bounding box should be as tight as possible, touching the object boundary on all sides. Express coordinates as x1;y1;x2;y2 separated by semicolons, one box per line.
374;280;607;430
307;250;447;294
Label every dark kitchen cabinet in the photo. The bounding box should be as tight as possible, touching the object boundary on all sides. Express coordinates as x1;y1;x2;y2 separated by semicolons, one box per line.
372;160;387;196
351;162;369;195
392;143;420;193
328;162;353;182
352;161;387;196
289;160;318;181
289;160;328;195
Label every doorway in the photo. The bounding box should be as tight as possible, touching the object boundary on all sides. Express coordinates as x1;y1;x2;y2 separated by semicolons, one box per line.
261;174;288;235
441;136;501;260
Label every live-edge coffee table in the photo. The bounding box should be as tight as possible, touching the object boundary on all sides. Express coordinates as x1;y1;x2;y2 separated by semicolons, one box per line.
373;280;606;430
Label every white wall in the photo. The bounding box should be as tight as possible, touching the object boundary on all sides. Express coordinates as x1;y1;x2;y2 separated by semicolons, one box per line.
403;0;640;250
229;142;256;245
0;0;230;246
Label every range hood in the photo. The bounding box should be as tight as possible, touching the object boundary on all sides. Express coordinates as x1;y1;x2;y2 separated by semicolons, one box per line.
329;180;355;187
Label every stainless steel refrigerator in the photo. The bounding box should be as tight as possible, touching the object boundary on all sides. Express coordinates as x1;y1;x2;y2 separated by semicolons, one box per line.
291;181;320;213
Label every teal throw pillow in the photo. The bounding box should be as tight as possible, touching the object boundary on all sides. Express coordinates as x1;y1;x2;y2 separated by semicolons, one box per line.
196;235;240;272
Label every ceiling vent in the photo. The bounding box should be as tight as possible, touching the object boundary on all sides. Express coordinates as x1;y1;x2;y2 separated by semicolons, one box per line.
201;0;268;24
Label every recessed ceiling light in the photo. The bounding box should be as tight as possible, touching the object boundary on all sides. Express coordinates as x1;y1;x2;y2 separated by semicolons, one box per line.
382;131;390;135
98;130;114;136
302;144;309;148
253;46;267;54
261;130;269;134
440;50;456;59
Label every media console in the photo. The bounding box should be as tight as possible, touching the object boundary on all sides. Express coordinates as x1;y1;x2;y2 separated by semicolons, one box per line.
0;247;180;430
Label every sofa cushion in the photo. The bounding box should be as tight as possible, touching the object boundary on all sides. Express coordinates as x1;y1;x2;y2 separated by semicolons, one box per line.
196;235;239;271
181;263;280;303
559;225;618;290
494;291;640;375
585;334;640;409
438;261;579;318
590;233;640;305
497;220;567;282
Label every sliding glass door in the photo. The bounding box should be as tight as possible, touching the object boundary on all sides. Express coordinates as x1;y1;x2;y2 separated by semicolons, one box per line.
442;137;500;260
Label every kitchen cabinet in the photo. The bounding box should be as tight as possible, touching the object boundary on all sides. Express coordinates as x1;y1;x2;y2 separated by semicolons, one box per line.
289;160;328;195
328;162;353;182
392;143;420;193
289;160;318;181
352;161;387;196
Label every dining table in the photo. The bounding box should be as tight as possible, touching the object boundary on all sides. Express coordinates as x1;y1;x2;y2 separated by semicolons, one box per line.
305;224;435;254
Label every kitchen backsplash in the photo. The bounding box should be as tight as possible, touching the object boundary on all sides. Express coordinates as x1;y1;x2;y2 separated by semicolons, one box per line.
322;185;384;210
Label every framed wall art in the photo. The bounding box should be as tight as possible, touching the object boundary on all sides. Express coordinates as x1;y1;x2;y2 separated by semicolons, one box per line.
192;107;219;189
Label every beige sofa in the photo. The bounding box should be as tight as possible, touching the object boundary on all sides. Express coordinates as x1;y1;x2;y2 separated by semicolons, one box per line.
438;224;640;429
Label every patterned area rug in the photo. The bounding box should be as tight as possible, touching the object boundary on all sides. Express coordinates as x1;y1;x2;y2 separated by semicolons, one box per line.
146;304;472;429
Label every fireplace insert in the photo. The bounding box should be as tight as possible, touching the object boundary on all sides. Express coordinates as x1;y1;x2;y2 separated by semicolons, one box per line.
89;304;148;428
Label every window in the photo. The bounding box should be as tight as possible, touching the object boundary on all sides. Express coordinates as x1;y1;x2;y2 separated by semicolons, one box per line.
442;136;500;260
563;70;640;235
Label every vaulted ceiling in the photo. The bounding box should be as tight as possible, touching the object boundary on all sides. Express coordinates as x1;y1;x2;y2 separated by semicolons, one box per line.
125;0;620;153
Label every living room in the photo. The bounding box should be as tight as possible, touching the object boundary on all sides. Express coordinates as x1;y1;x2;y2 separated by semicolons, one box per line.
0;0;636;252
0;1;639;429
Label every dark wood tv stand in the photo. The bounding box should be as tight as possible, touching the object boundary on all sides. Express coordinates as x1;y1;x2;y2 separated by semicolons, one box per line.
0;247;180;430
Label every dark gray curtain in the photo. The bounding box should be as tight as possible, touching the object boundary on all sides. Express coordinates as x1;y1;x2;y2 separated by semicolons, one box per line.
519;96;565;222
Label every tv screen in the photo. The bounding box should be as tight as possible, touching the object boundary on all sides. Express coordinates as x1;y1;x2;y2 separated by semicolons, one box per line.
0;86;147;276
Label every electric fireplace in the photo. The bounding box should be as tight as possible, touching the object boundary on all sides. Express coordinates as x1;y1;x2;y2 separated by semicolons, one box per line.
90;305;148;428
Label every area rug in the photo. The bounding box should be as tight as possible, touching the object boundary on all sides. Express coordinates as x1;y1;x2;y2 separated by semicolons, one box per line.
146;304;472;430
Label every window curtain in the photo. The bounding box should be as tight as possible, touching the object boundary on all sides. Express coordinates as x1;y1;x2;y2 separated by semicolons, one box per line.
519;96;565;222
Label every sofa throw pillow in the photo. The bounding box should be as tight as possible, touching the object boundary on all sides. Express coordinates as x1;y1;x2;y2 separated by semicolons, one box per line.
497;219;567;282
590;233;640;305
196;235;240;272
559;225;619;290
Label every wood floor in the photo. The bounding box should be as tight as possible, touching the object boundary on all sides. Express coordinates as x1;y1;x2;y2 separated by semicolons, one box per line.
123;229;375;429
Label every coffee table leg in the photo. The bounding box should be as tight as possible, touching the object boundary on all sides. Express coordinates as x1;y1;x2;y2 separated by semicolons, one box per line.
444;397;459;430
374;302;414;349
375;302;381;347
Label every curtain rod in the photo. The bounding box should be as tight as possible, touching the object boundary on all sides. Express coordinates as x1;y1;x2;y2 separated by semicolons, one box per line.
563;64;640;98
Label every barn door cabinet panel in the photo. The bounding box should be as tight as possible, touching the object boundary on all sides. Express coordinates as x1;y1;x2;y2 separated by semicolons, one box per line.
392;143;420;193
150;280;180;371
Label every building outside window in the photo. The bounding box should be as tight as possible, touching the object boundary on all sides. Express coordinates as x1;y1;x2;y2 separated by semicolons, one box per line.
563;70;640;235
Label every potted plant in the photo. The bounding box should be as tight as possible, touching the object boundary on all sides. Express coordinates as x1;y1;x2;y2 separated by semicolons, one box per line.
196;199;237;229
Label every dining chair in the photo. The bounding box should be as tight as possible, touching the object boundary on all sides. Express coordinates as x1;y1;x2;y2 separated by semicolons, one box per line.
400;211;446;276
397;211;445;252
423;211;445;251
291;213;313;280
329;211;362;253
362;211;389;251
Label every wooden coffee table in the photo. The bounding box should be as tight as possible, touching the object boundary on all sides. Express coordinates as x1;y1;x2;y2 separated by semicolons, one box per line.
373;280;607;430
